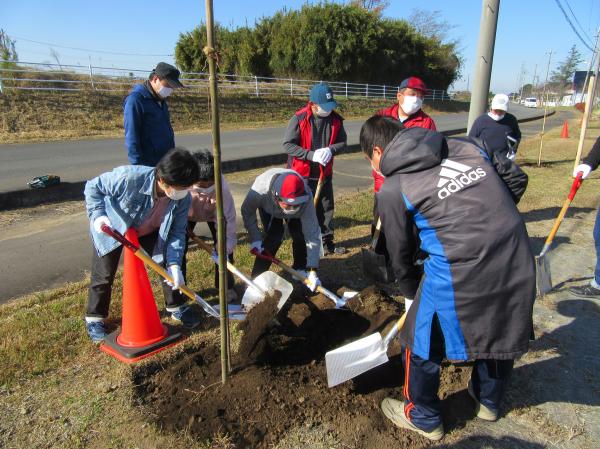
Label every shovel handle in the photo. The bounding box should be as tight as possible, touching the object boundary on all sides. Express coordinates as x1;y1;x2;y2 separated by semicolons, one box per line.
188;231;268;295
383;312;407;348
254;250;345;306
540;172;584;256
101;226;219;318
313;167;325;207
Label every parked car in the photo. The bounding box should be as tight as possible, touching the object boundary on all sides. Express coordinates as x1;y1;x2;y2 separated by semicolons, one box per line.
524;97;538;108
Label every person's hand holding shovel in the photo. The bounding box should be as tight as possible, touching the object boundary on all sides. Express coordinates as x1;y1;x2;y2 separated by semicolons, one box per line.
306;269;321;292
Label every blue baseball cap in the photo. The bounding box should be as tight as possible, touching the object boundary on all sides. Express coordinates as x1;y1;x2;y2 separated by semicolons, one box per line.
309;83;338;112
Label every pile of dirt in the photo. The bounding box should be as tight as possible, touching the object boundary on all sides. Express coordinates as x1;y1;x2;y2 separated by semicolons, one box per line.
136;286;473;448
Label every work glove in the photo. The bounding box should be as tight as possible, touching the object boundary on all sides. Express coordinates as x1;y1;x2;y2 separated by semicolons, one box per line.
93;216;112;234
250;240;263;254
574;163;592;179
404;298;414;312
313;147;332;166
306;270;321;292
164;265;185;290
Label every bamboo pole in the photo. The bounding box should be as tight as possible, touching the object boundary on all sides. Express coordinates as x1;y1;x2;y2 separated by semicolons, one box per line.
574;75;596;169
204;0;231;383
537;50;553;167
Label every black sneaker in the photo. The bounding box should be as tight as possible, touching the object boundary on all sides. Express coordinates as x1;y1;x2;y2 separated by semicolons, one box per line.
568;283;600;299
324;241;346;255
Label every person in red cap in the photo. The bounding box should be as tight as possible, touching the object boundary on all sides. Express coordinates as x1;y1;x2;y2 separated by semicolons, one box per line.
241;168;322;291
371;76;437;277
283;82;348;256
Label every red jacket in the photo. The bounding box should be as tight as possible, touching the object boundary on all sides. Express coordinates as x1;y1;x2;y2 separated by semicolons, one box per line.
290;103;342;178
373;104;437;192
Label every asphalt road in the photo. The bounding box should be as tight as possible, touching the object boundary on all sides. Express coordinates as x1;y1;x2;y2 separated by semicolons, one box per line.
0;107;560;303
0;104;543;193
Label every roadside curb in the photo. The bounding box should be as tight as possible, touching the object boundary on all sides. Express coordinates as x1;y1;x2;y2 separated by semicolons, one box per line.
0;110;553;211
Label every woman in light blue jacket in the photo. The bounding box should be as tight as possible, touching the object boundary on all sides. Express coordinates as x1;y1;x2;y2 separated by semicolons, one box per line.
83;148;200;343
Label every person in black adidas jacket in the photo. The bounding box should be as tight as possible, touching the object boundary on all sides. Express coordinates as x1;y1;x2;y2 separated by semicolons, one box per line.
360;116;535;441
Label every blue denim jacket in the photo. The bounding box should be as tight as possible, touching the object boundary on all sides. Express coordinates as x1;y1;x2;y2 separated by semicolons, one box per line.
84;165;190;266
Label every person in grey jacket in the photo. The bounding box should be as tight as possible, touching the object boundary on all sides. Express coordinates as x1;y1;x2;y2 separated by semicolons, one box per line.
241;168;322;291
84;148;202;343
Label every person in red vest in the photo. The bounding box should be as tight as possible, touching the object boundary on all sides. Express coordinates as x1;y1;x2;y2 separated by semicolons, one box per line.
283;83;348;255
372;76;437;275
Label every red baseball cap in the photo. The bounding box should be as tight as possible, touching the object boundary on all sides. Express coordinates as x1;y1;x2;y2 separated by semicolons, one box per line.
399;76;427;93
273;173;309;205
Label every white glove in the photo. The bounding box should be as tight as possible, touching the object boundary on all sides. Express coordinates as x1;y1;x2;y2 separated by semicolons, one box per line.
404;298;414;312
313;147;332;166
306;270;321;292
574;163;592;179
93;216;112;234
250;240;263;254
164;265;185;290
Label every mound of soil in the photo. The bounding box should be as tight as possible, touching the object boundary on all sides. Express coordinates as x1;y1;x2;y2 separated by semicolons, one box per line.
136;286;472;448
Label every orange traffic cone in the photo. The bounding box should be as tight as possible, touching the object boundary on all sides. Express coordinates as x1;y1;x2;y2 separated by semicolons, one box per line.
561;120;569;138
101;228;184;363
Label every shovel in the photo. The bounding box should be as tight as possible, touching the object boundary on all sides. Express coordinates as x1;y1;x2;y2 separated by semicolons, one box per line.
253;251;358;308
314;166;325;207
361;217;394;284
536;172;584;296
101;225;220;319
187;232;293;311
326;311;407;388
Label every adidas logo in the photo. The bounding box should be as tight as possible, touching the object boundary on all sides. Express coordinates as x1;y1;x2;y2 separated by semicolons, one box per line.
437;159;487;200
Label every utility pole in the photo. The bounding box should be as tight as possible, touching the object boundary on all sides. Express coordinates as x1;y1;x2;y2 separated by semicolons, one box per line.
467;0;501;133
531;64;538;98
537;50;554;166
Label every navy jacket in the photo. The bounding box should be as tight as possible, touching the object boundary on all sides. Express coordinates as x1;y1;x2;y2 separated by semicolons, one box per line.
377;128;534;361
468;112;521;155
123;83;175;166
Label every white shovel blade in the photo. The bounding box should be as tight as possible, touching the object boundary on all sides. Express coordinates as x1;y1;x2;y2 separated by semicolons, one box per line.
241;271;293;310
325;332;389;388
211;304;247;321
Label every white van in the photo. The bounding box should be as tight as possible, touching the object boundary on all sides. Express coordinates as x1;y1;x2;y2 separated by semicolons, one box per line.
523;97;538;108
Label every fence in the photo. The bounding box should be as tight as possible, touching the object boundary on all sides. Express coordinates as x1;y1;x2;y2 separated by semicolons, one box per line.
0;60;452;101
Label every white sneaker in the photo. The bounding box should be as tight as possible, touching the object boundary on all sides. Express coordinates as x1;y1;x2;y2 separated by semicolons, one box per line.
467;381;499;421
381;397;444;441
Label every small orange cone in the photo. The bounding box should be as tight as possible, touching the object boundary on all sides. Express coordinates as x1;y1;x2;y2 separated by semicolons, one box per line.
101;228;184;363
561;120;569;138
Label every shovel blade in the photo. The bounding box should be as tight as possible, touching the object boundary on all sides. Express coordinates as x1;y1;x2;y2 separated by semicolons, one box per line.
241;271;293;310
211;304;247;321
361;248;393;284
536;255;552;296
325;332;389;388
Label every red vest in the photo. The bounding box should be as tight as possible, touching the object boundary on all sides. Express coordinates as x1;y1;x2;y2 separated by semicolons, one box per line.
290;103;342;178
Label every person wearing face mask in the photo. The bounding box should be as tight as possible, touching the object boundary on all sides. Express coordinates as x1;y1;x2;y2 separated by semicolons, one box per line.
283;83;348;256
186;150;238;302
468;94;521;159
241;169;322;291
83;148;203;343
123;62;185;167
372;77;437;278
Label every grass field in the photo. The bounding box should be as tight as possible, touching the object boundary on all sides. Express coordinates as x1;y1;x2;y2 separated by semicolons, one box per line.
1;118;599;448
0;89;468;144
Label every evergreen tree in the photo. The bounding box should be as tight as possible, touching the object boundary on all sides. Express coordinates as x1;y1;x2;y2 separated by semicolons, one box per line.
551;45;583;89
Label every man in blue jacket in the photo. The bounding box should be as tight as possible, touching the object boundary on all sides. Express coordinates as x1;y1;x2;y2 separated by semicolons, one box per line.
84;148;201;343
123;62;184;166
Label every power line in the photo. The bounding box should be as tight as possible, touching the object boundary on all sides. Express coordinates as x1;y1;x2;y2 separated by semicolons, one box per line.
553;0;595;51
564;0;594;42
10;35;173;57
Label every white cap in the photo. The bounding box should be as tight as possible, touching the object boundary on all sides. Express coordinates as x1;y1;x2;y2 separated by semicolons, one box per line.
491;94;509;111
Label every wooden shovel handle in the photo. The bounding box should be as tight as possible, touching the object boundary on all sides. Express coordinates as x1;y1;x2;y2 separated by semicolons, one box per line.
313;166;325;207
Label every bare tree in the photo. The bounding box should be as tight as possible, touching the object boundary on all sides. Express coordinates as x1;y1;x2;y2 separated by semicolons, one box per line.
408;8;457;43
49;48;63;70
350;0;390;14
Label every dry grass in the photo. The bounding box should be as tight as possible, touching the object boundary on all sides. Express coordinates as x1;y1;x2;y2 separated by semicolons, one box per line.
0;89;468;144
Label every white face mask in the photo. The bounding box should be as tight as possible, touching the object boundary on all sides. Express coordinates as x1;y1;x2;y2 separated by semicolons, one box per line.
316;106;331;117
164;187;188;201
401;95;423;116
157;85;173;99
194;185;215;194
488;112;505;121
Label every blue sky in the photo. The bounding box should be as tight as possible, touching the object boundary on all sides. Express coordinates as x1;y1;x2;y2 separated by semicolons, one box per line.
2;0;600;93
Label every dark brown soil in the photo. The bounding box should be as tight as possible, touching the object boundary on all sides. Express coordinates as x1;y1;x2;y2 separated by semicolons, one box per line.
136;286;473;448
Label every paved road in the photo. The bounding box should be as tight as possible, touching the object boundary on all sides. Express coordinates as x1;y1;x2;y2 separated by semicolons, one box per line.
0;110;569;304
0;104;543;193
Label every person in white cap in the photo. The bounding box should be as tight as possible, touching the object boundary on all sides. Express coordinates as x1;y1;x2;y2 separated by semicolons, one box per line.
468;93;521;160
